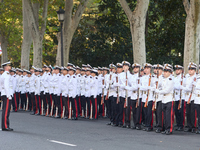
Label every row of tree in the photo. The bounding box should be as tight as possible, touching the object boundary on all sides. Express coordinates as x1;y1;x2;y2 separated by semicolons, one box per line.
0;0;199;71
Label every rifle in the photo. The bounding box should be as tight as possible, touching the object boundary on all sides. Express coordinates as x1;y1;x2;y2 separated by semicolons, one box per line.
61;106;65;119
90;103;93;119
116;76;120;104
41;100;44;115
152;70;159;111
136;69;141;108
187;77;196;104
101;73;105;105
124;71;128;108
49;100;54;117
144;74;151;108
45;104;49;116
178;72;183;110
105;73;112;100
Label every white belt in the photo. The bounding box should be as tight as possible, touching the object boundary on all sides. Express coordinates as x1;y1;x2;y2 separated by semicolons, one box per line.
163;93;173;97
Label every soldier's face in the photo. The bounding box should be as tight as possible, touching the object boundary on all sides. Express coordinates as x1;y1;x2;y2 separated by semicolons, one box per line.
117;68;123;73
42;68;46;71
154;69;157;74
63;70;67;75
68;70;74;75
23;72;27;76
175;69;181;75
144;67;151;75
188;69;195;76
76;69;80;74
30;69;34;74
10;71;14;75
91;72;95;77
81;71;85;75
86;71;91;76
164;71;170;78
133;67;139;73
158;69;163;75
123;65;129;72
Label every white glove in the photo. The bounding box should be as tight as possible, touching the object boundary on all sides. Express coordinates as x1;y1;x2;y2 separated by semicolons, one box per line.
192;82;196;86
125;86;129;90
147;86;152;90
109;81;113;84
179;85;184;90
154;78;158;82
8;96;12;100
155;89;160;94
114;83;120;87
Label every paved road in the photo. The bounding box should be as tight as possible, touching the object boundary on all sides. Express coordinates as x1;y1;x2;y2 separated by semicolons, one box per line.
0;111;199;150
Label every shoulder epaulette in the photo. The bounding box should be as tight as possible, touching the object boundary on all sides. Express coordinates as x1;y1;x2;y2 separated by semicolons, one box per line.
169;78;172;80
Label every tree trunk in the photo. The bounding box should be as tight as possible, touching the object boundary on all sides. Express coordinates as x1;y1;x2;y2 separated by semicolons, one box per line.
119;0;149;65
56;32;61;66
183;0;200;71
21;0;32;70
33;37;43;68
63;30;73;66
0;35;8;64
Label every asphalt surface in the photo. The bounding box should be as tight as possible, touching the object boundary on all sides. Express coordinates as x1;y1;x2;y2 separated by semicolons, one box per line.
0;111;199;150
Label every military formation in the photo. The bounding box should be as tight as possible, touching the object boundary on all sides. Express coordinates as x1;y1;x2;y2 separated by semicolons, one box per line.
0;61;200;135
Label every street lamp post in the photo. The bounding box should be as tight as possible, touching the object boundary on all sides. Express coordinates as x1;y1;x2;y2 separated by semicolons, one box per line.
57;7;65;66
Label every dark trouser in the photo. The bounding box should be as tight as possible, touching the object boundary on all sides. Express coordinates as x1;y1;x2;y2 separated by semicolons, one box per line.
45;93;51;115
76;96;81;115
54;95;61;116
110;96;117;123
28;93;32;111
62;96;69;117
125;97;131;126
86;97;91;117
81;96;86;116
20;93;26;110
69;97;78;118
175;100;182;128
35;95;40;114
12;93;18;112
131;99;142;127
186;100;196;129
105;97;111;118
15;92;20;109
195;104;200;130
40;91;46;113
146;101;153;129
180;100;186;128
116;97;125;125
157;101;163;130
163;101;174;132
91;96;98;119
135;98;142;127
142;102;147;126
97;94;102;115
1;96;11;129
30;93;36;113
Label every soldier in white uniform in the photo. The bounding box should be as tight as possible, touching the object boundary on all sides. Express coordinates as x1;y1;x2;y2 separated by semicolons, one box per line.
61;67;69;119
53;66;62;118
76;66;82;116
106;64;117;125
1;61;13;131
90;69;99;119
85;65;93;119
180;62;197;133
154;64;164;133
130;63;142;130
10;68;17;112
155;64;174;135
173;65;185;131
97;67;103;117
68;66;78;120
140;63;156;131
18;69;26;110
26;71;32;111
80;67;86;117
40;67;46;115
34;68;41;115
30;67;37;115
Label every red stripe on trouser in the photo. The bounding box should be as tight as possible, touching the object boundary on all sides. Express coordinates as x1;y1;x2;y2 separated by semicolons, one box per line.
4;99;9;129
95;98;97;119
79;97;82;116
129;106;132;121
35;95;38;114
102;103;105;116
170;101;174;133
50;95;52;104
39;96;41;114
60;95;63;113
14;93;17;111
26;93;28;99
74;98;78;118
151;110;154;128
195;110;197;127
183;101;186;126
139;102;142;124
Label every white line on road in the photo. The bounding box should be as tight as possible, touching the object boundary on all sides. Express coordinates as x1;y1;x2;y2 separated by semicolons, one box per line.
47;139;77;147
